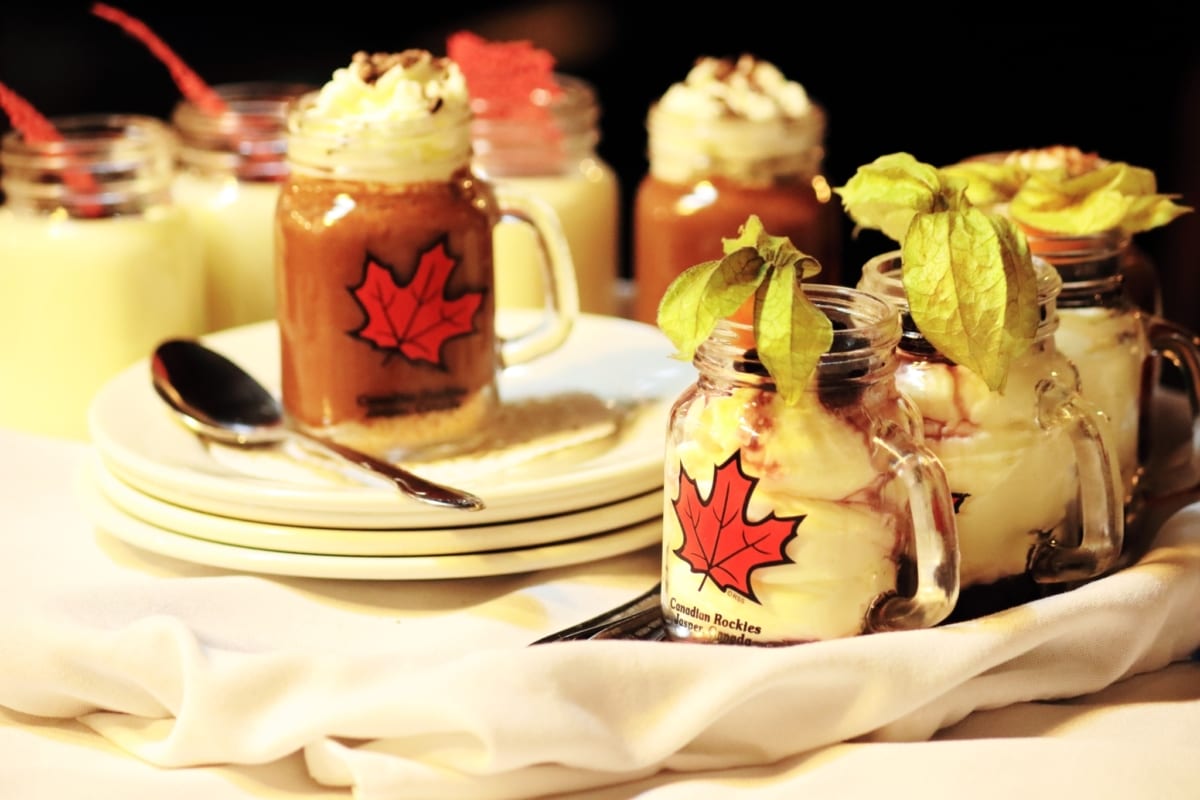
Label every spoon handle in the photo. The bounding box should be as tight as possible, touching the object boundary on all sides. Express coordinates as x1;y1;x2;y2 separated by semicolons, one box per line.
299;431;486;511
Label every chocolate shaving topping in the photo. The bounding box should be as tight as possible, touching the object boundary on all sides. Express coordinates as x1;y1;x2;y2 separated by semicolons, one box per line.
348;49;452;85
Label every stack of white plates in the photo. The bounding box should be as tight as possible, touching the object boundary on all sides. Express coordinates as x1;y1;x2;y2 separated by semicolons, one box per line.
81;312;695;580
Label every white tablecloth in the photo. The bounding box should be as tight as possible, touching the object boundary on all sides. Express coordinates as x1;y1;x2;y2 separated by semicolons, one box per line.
2;427;1199;799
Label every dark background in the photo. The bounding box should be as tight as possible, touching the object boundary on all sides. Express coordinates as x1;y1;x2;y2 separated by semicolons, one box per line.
5;2;1200;328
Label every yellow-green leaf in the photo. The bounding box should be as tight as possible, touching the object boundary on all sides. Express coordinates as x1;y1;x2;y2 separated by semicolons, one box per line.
755;260;833;404
1006;160;1193;235
992;216;1040;367
900;208;1037;392
656;214;832;405
723;213;823;279
656;249;764;360
939;160;1025;208
834;152;967;242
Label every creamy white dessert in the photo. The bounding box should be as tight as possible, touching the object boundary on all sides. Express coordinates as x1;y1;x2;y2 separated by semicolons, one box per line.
859;254;1123;589
171;82;309;333
660;281;959;645
0;208;205;439
287;51;472;183
944;148;1154;503
1053;307;1144;500
663;383;911;643
467;74;620;316
172;175;279;332
658;54;813;121
308;50;470;123
490;167;618;313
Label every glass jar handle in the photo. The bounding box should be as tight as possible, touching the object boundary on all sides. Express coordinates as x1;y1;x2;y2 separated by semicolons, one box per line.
1030;380;1124;582
492;187;580;368
867;424;960;632
1141;316;1200;503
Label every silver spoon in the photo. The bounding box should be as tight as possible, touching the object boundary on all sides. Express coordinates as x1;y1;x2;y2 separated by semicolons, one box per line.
150;338;485;511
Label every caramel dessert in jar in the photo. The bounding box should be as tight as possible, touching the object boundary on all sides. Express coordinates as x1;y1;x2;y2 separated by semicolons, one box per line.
944;146;1199;565
840;153;1124;620
632;55;841;325
657;215;960;645
276;51;499;461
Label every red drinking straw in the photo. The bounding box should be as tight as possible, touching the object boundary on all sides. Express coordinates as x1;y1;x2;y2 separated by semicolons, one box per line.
0;79;102;210
0;81;62;144
91;3;227;115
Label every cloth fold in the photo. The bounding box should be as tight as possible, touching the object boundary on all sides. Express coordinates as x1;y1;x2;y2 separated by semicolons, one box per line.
2;430;1199;800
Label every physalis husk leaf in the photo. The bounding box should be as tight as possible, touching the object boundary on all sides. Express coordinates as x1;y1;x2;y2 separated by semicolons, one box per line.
657;214;831;403
939;160;1025;208
833;152;956;242
656;249;763;361
756;259;833;405
722;213;823;280
1009;161;1192;235
901;209;1038;392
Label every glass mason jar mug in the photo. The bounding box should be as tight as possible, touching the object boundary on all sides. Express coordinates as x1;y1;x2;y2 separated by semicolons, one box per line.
858;252;1124;618
1020;227;1200;567
171;81;314;333
0;114;205;439
276;89;579;463
469;74;621;317
631;71;842;326
661;285;960;645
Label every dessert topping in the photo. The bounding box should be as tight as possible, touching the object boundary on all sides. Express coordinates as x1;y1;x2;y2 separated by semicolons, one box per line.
658;54;813;122
309;50;469;121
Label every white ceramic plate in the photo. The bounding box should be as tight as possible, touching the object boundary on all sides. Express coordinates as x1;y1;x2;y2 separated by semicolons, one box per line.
88;312;692;529
78;462;663;581
88;452;663;556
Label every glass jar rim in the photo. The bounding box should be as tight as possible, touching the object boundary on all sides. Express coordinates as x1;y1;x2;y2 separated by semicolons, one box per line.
1016;224;1129;263
707;283;902;366
467;72;598;120
857;249;1060;348
172;81;316;134
859;249;1061;306
1;113;177;155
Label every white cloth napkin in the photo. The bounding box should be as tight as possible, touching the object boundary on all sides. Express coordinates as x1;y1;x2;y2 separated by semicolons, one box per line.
2;429;1199;800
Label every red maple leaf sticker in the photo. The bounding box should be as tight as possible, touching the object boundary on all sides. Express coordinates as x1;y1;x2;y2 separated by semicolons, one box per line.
348;242;485;368
671;451;802;603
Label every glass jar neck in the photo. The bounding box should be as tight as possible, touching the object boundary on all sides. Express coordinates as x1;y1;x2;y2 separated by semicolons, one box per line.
858;251;1062;356
0;114;176;219
284;91;473;183
173;81;313;183
1018;226;1128;309
694;285;902;394
469;74;601;178
646;104;826;186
